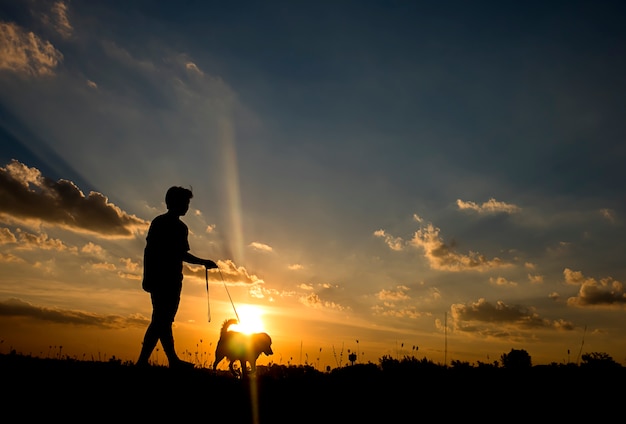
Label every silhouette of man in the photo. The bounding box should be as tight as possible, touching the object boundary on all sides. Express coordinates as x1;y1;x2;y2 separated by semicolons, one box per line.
136;186;218;369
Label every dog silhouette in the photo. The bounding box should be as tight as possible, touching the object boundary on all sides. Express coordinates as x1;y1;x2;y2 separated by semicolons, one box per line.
213;318;273;377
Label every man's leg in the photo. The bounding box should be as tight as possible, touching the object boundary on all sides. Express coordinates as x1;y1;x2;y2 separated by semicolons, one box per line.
136;322;159;366
137;292;166;366
161;324;194;369
161;292;194;369
160;324;178;363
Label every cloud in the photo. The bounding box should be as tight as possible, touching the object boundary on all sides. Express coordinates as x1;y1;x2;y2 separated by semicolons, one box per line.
193;259;263;285
0;298;147;329
0;227;17;244
376;220;513;271
83;262;116;272
563;268;590;286
565;269;626;307
0;21;63;76
489;276;517;287
450;298;572;334
299;293;346;311
0;252;24;264
249;242;273;253
553;319;576;331
599;208;616;223
185;61;203;75
2;227;77;253
81;242;104;255
373;229;405;251
372;303;425;319
14;229;76;252
410;223;512;272
372;285;438;319
456;198;521;214
376;285;411;301
44;1;73;39
0;160;148;237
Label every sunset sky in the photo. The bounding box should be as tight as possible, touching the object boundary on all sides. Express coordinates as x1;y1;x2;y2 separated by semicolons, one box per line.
1;0;625;369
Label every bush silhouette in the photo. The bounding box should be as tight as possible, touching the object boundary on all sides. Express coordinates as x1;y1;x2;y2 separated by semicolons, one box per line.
500;348;532;369
581;352;621;369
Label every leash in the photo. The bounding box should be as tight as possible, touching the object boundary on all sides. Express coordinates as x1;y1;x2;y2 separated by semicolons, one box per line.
205;266;240;323
220;268;240;322
205;267;211;322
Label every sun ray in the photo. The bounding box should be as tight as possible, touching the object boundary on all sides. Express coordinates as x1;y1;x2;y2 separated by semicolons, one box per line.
219;117;245;264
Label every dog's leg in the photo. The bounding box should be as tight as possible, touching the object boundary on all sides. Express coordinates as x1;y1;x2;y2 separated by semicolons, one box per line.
213;351;224;371
229;360;240;377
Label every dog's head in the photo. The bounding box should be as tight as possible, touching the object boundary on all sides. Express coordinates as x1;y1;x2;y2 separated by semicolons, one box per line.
253;332;273;356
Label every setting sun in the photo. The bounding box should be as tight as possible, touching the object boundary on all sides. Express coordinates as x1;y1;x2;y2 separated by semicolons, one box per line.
229;304;266;335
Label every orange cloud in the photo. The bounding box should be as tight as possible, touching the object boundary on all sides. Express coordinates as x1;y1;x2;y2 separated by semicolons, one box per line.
0;22;63;76
456;198;521;214
410;224;512;272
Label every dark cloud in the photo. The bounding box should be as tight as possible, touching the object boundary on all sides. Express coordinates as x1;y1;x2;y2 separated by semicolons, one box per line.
565;269;626;307
0;159;148;237
0;297;147;329
451;298;572;333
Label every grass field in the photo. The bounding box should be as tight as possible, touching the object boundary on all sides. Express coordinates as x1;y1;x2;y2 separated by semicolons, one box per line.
2;352;621;423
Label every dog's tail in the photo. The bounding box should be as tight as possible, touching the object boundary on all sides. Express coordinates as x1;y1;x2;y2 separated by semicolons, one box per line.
220;318;238;335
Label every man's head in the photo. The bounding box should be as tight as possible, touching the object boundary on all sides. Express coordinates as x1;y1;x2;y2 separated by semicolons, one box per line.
165;186;193;215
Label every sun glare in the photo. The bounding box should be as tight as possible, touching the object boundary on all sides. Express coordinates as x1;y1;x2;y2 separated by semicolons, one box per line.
230;304;266;334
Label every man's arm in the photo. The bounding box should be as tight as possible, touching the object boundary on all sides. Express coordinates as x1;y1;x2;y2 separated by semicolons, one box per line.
183;252;218;269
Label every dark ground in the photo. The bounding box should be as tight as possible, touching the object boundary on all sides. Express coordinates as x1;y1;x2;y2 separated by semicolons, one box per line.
1;353;621;423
